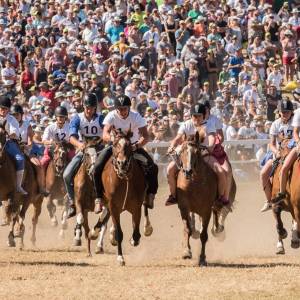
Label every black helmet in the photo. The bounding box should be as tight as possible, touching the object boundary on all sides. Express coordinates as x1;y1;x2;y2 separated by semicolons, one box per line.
11;104;24;115
83;93;98;107
114;94;131;108
279;100;294;112
0;96;11;109
190;103;206;116
55;105;68;117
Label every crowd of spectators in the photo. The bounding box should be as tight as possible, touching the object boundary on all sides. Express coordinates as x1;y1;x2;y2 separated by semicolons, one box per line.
1;0;300;161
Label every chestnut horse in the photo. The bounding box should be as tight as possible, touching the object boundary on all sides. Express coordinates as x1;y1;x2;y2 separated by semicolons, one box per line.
271;139;300;254
176;132;235;266
92;129;153;266
45;141;69;227
0;121;43;248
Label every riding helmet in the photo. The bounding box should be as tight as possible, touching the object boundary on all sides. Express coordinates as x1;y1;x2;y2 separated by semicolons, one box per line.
190;103;206;116
11;104;24;115
55;105;68;117
83;93;98;107
278;99;294;112
0;96;11;109
114;94;131;108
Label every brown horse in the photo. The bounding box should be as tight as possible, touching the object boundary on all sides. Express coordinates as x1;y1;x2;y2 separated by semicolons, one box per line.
72;137;111;255
92;129;153;266
176;132;235;266
45;141;69;227
271;139;299;254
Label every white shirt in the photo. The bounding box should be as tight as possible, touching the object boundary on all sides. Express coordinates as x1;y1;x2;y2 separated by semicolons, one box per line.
292;108;300;128
103;110;146;143
226;125;238;141
267;72;283;90
1;114;20;137
270;118;293;139
42;122;70;142
19;120;31;143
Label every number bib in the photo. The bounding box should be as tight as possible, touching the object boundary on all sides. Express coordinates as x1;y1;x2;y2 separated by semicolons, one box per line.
78;112;103;138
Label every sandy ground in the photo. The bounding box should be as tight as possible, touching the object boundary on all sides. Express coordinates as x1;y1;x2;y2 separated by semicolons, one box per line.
0;173;300;300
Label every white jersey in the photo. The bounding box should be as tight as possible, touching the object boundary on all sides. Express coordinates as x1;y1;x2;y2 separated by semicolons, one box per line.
69;112;104;139
0;114;20;137
269;118;293;139
292;108;300;129
19;120;31;143
178;119;216;146
42;122;70;142
103;110;146;143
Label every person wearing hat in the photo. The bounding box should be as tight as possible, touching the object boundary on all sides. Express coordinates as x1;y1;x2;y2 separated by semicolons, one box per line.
63;93;105;218
92;94;158;210
106;16;124;44
175;20;190;58
0;97;28;195
260;99;294;212
165;103;228;206
281;28;296;82
142;24;160;47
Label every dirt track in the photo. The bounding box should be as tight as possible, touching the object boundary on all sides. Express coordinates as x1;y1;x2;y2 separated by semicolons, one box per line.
0;179;300;300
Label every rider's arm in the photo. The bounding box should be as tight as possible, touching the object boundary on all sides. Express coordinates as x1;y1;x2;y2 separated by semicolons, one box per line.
169;133;183;151
102;124;113;143
69;114;85;150
137;126;149;148
293;127;300;143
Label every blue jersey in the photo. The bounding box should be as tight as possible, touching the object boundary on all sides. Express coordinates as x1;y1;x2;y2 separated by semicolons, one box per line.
69;112;104;140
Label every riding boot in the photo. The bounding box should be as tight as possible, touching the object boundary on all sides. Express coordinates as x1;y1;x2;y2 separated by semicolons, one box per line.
66;196;76;219
144;193;155;209
16;170;28;195
94;197;104;214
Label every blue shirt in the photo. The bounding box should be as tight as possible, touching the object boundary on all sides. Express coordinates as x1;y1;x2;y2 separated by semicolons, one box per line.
106;25;124;44
228;56;244;78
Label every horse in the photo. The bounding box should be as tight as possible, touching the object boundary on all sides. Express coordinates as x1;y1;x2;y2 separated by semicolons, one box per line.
271;138;300;254
0;121;43;248
45;141;69;228
91;129;153;266
176;131;235;266
72;137;110;256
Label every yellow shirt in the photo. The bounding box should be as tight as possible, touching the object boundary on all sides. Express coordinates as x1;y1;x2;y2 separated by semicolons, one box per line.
130;12;145;27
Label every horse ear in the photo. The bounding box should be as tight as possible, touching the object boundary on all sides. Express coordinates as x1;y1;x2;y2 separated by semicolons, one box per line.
195;131;200;144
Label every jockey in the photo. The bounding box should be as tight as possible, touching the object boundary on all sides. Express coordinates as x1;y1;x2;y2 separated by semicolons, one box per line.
0;97;27;194
63;93;104;218
10;104;47;196
260;100;294;212
41;106;70;194
92;94;158;211
270;100;299;208
165;103;228;206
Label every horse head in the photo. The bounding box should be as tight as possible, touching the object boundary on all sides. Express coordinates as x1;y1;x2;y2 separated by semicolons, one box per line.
53;141;68;176
82;136;102;177
0;120;7;161
112;127;133;179
180;131;201;180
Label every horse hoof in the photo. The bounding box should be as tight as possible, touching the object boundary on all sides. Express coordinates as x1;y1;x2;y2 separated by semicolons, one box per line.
130;238;140;247
199;260;208;267
182;249;192;259
192;230;200;239
144;224;153;237
117;256;125;266
73;239;82;247
291;240;300;249
7;236;16;247
51;216;58;227
276;248;285;255
110;233;117;246
95;246;104;254
88;229;99;240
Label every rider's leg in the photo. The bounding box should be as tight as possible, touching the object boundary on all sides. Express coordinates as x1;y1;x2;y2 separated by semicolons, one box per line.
6;141;27;195
31;156;49;196
275;148;298;203
92;146;113;213
134;148;158;208
220;159;232;201
203;155;227;204
165;161;178;205
260;159;273;212
63;152;83;218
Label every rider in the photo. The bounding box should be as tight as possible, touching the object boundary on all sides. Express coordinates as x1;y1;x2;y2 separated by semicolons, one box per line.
41;106;71;194
165;103;228;206
92;94;158;210
260;100;294;212
10;104;47;196
63;93;104;218
0;97;27;194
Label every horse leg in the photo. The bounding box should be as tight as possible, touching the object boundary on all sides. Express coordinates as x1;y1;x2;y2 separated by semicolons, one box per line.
73;213;83;247
89;209;110;240
179;208;192;259
31;197;43;247
130;208;141;247
59;207;68;239
109;224;117;246
95;222;107;254
291;219;300;249
199;215;210;267
7;216;17;247
273;205;287;255
112;214;125;266
190;213;200;239
46;196;58;227
82;210;91;257
143;205;153;237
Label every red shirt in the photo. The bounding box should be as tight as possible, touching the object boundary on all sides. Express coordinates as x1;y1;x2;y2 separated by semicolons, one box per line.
40;90;57;109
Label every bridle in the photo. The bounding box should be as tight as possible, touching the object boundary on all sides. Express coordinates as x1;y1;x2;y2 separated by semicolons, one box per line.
53;143;67;177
